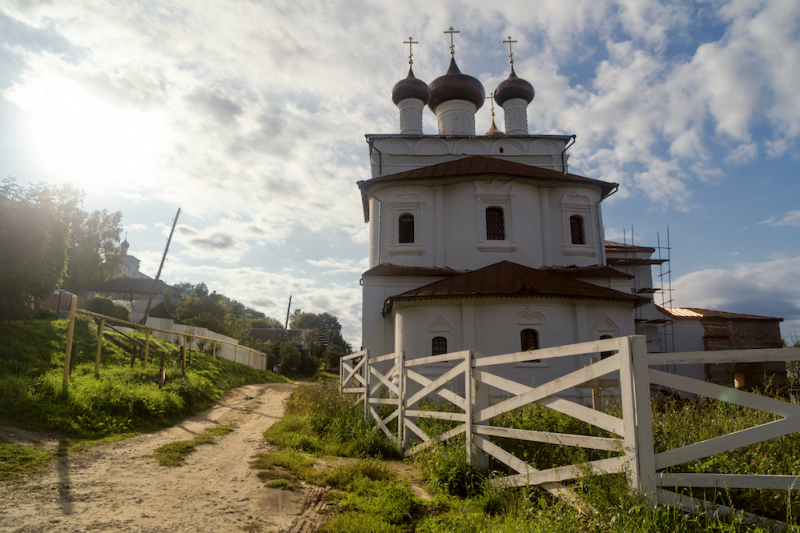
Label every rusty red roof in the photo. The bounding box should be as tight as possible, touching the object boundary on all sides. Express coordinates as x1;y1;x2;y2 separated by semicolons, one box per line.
384;261;647;314
658;306;783;321
358;156;618;222
541;264;634;280
604;240;656;254
362;263;466;277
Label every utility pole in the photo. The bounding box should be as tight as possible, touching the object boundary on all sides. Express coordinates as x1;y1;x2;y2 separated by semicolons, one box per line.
143;208;181;325
277;295;292;374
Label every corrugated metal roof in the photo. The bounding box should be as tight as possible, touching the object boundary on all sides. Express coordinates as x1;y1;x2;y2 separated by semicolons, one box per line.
384;261;648;314
659;306;783;321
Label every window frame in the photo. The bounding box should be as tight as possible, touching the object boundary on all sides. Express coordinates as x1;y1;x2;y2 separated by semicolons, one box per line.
398;213;415;244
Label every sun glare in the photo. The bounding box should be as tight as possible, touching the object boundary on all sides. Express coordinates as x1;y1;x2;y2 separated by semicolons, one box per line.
9;72;172;190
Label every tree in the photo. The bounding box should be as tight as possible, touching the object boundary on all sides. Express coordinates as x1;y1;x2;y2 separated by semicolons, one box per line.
290;310;352;356
0;194;69;320
85;296;129;321
0;178;123;293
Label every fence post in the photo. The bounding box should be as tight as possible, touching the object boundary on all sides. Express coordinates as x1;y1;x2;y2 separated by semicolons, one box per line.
95;318;105;377
590;357;601;411
618;335;657;506
144;328;150;367
181;339;186;374
470;350;490;469
398;351;406;453
465;349;474;465
62;294;78;393
339;358;343;392
363;350;371;423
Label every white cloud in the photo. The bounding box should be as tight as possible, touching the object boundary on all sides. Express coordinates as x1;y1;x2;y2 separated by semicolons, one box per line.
759;211;800;227
674;254;800;339
126;223;147;231
725;143;758;165
306;257;369;275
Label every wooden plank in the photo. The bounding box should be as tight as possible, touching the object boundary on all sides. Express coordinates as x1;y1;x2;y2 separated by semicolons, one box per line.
342;350;367;361
405;350;470;368
398;351;405;450
538;396;625;436
575;380;619;389
658;473;800;491
382;409;399;425
405;409;466;422
369;405;397;443
474;434;532;474
474;425;620;451
473;369;531;395
370;363;400;397
502;457;627;488
657;488;787;532
474;338;625;368
476;355;620;422
342;387;366;394
650;368;800;418
650;347;800;366
368;398;400;405
405;369;466;410
656;415;800;469
464;350;473;466
371;352;399;363
404;418;431;443
405;425;466;457
404;361;466;409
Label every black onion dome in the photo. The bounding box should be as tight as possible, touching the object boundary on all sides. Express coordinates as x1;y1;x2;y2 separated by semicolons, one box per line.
494;65;534;106
428;58;485;112
391;67;431;106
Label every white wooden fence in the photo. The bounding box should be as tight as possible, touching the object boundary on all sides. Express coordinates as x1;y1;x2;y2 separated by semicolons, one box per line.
341;336;800;527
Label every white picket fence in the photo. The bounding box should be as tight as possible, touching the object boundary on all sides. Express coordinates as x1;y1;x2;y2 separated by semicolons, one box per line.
341;336;800;527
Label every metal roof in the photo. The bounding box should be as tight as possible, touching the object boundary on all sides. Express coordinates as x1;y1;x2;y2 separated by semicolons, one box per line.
541;264;634;280
362;263;466;277
604;240;656;253
658;306;783;321
384;261;648;314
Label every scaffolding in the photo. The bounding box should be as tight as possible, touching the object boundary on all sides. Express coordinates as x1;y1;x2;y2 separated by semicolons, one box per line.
608;226;674;353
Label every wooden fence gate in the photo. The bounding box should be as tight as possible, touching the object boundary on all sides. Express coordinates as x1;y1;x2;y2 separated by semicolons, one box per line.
341;336;800;527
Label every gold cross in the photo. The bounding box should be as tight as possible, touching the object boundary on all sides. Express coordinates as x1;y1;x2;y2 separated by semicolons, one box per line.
444;26;459;57
486;92;496;117
503;35;517;64
403;36;418;65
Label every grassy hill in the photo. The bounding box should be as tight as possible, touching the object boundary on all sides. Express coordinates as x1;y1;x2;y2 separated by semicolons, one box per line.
0;317;289;440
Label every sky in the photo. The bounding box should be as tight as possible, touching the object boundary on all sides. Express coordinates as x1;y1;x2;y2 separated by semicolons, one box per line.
1;0;798;346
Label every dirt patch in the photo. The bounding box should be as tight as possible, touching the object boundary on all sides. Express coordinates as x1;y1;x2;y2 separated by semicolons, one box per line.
0;382;328;533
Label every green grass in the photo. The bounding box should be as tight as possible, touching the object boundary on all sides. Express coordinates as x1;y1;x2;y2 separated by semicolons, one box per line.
0;442;54;481
152;424;238;466
263;478;296;490
0;318;289;441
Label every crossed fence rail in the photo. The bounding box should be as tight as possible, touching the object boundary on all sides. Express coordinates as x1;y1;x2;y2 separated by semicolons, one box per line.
341;336;800;528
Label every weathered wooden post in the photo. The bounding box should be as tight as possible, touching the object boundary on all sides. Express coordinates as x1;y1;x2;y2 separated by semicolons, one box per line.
363;350;371;423
470;350;490;469
62;294;78;393
398;351;406;452
212;341;217;362
144;329;150;367
590;357;602;411
95;318;105;377
180;338;186;374
465;349;474;466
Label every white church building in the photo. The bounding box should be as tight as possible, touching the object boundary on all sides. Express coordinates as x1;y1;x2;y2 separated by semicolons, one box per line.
357;36;786;396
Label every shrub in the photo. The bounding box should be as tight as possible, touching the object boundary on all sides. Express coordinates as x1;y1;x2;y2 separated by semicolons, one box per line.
85;296;129;321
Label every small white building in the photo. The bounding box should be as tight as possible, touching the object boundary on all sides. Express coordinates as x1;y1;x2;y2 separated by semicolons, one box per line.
118;238;147;279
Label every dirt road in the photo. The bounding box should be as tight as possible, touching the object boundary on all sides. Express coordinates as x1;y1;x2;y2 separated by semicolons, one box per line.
0;382;327;533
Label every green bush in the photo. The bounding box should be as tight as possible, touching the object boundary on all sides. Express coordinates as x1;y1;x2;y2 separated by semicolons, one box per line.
85;296;129;321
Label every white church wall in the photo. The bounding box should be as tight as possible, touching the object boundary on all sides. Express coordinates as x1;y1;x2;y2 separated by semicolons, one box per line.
547;187;603;267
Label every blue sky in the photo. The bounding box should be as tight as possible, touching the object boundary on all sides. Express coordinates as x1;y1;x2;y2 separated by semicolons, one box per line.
1;0;798;346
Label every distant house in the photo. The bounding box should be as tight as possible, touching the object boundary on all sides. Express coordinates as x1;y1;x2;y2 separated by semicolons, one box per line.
84;278;182;305
113;299;172;323
657;306;786;389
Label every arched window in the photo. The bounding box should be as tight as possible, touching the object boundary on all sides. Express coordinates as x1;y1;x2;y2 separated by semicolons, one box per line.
599;334;615;360
520;329;539;351
486;207;505;240
570;215;585;245
398;214;414;243
432;336;447;356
